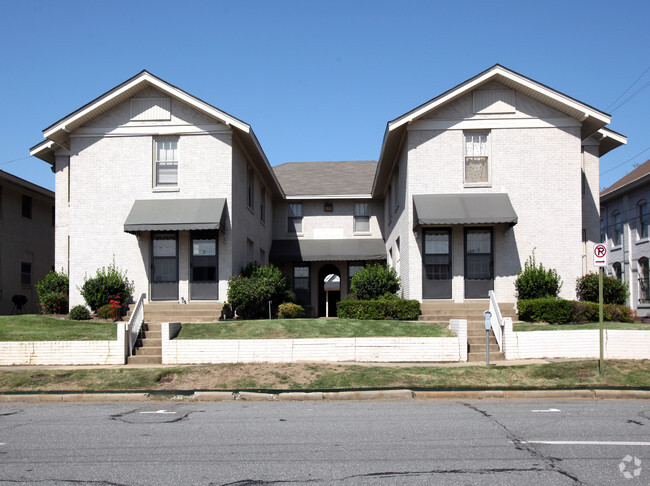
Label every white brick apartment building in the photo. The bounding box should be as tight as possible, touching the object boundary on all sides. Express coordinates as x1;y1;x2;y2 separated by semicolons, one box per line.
30;65;626;316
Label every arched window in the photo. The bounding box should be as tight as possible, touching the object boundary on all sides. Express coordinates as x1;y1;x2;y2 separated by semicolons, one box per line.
612;262;622;281
639;201;648;239
639;258;649;303
612;212;623;246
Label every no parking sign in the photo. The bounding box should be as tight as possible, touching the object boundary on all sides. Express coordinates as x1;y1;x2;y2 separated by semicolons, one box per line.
594;243;607;267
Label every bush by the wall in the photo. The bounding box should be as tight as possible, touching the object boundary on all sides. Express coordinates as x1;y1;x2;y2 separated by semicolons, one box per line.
576;272;628;305
350;264;400;300
227;264;294;319
337;298;420;320
277;302;305;319
514;252;562;299
36;270;69;314
80;262;133;312
40;292;69;315
519;298;634;324
69;305;91;321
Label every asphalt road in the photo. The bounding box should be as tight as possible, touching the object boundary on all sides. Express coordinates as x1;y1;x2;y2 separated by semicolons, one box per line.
0;400;648;485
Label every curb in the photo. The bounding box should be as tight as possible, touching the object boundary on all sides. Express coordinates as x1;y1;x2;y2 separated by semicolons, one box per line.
1;389;649;402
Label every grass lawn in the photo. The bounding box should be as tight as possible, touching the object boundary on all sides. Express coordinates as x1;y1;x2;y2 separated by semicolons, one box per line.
176;318;453;339
0;360;648;392
513;321;650;332
0;315;117;341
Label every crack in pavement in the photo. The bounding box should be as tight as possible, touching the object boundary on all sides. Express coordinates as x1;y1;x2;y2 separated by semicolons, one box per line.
462;402;584;485
110;408;193;424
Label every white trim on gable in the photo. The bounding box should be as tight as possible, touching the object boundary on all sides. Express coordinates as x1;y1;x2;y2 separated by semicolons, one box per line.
407;116;581;132
71;124;231;137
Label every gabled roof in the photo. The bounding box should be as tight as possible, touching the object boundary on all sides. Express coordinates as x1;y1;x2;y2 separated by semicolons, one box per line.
0;170;54;199
30;70;284;197
273;161;377;198
374;64;623;196
601;159;650;201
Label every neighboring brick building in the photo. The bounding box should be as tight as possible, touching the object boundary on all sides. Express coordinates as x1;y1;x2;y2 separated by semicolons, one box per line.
600;159;650;316
31;65;625;315
0;171;54;314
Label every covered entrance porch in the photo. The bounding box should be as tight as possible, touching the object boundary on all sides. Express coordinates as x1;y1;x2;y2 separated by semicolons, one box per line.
414;193;518;301
124;198;227;303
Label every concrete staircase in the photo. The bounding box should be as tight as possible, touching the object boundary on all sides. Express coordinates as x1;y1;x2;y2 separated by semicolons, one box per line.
419;300;518;362
127;322;162;365
143;302;224;323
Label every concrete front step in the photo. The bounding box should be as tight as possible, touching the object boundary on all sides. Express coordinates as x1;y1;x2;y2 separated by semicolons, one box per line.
468;351;505;362
128;355;162;365
133;346;163;356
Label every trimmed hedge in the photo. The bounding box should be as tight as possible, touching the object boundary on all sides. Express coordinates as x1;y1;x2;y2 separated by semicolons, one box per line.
518;298;633;324
277;302;305;319
337;298;420;320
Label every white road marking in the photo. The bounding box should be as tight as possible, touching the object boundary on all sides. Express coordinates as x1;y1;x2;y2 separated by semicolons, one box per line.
521;440;650;446
531;408;561;413
140;410;176;414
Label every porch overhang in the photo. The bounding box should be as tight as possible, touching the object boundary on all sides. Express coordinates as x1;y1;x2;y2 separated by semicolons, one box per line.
124;198;227;234
413;193;518;227
270;239;386;263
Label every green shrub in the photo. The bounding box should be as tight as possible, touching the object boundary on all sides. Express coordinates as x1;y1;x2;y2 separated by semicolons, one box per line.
337;298;420;320
96;304;114;320
605;304;634;323
277;302;305;319
350;264;400;300
69;305;91;321
576;272;628;305
571;301;600;323
80;262;134;311
36;270;69;313
517;298;573;324
227;264;294;319
40;292;69;315
515;252;562;299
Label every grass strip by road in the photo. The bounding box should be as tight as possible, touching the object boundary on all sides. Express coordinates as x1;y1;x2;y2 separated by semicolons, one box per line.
0;360;648;392
0;315;117;341
177;319;452;339
513;321;650;332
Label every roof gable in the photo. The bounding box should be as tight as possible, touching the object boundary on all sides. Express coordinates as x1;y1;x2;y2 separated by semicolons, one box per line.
601;159;650;199
274;161;377;197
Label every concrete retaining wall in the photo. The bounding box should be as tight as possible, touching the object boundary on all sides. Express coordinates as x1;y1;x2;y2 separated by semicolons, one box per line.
0;323;127;366
162;323;460;364
503;320;650;360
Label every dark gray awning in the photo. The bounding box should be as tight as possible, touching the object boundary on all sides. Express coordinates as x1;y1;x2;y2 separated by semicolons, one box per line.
270;239;386;263
124;198;227;234
413;193;518;227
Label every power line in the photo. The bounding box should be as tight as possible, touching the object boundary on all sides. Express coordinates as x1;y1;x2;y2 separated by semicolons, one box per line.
610;78;650;113
606;66;650;111
0;156;32;167
601;146;650;176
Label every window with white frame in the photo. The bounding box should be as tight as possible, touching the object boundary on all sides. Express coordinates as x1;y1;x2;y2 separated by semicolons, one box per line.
247;167;254;210
354;202;370;233
612;212;623;246
288;202;303;233
293;264;310;306
154;137;178;186
464;131;489;184
639;201;648;239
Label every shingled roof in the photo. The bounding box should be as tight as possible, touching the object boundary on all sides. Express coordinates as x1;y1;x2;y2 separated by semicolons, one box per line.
273;161;377;197
601;159;650;199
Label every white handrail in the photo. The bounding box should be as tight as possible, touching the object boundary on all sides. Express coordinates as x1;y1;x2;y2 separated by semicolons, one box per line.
488;290;504;352
126;293;146;356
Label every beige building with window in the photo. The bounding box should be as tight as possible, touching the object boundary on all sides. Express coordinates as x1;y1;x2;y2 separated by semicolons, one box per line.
31;66;625;316
0;171;54;314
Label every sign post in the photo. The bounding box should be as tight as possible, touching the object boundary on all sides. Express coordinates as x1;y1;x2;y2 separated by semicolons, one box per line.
593;244;607;375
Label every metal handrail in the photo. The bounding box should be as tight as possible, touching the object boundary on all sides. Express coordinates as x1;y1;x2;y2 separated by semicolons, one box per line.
488;290;504;351
126;293;146;356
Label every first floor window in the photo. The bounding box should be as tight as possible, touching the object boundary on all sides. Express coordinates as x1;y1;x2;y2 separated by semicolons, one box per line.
288;203;303;233
464;131;489;184
639;258;650;303
293;264;310;305
612;262;623;281
155;137;178;186
247;239;254;264
21;262;31;286
354;202;370;232
348;262;364;293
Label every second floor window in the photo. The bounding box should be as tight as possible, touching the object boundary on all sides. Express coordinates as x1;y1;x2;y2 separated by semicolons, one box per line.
260;186;266;224
155;137;178;186
612;212;623;246
354;202;370;233
288;202;303;233
464;131;489;184
247;167;254;210
22;195;32;219
639;202;648;239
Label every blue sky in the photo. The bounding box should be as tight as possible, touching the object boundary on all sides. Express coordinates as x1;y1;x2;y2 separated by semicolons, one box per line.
1;0;648;192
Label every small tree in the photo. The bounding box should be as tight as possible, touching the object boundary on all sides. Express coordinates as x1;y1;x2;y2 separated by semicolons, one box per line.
350;263;400;300
36;270;69;314
514;252;562;300
80;262;134;312
576;272;628;305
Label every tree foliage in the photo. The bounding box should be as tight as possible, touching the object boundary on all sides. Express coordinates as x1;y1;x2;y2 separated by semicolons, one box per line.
514;252;562;300
227;264;295;319
576;272;628;305
80;262;134;312
350;264;400;300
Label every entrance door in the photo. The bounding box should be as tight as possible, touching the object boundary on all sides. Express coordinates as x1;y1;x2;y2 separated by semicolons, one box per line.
423;229;452;299
190;231;218;300
465;228;493;298
151;232;178;301
318;264;340;317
